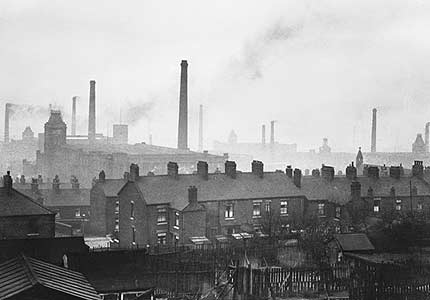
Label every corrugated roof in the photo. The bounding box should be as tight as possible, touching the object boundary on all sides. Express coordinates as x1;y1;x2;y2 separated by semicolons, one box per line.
0;255;100;300
0;187;53;217
132;172;304;210
334;233;375;252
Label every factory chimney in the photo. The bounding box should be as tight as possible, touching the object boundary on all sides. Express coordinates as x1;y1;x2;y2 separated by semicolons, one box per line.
198;104;203;152
425;122;430;152
4;103;10;143
72;96;77;136
262;124;266;145
177;60;188;150
88;80;96;143
270;120;275;145
371;108;377;153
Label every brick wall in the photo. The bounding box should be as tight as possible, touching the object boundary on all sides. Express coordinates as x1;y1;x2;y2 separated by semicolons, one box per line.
0;214;55;239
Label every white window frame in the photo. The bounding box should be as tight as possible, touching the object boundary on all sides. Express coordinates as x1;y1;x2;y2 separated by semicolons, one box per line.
157;207;167;225
280;200;289;215
252;201;261;218
318;203;325;216
157;232;167;245
225;203;234;220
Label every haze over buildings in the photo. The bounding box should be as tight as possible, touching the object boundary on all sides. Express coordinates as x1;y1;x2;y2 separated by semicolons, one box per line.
1;0;430;152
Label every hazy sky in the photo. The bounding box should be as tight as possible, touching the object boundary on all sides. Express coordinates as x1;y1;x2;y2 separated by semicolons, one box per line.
1;0;430;152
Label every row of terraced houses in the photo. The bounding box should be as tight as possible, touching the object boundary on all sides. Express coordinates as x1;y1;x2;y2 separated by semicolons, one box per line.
89;159;430;248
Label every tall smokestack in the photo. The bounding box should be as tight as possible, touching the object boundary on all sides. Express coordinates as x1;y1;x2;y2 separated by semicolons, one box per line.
262;124;266;145
4;103;10;143
270;120;275;145
198;104;203;152
371;108;377;153
177;60;188;150
426;122;430;152
88;80;96;143
72;96;77;136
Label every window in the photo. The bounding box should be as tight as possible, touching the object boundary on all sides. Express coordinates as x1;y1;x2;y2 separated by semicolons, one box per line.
373;199;380;212
395;199;402;211
418;203;423;211
174;211;180;228
130;201;135;219
265;201;271;213
75;208;81;218
132;226;136;244
318;203;325;216
252;201;261;217
115;219;119;232
157;232;167;245
115;201;119;214
157;208;167;224
280;200;288;215
335;206;341;219
225;203;234;219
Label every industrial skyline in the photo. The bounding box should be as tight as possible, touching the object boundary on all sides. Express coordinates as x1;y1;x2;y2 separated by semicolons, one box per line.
1;0;430;153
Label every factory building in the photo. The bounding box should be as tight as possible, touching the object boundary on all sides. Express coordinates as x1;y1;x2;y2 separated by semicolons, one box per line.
27;61;227;187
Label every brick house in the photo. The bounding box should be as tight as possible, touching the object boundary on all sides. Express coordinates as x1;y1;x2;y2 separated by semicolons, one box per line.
0;172;55;239
117;161;306;248
16;177;91;235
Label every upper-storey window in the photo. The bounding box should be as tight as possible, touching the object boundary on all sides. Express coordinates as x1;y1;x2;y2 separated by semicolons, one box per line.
157;207;167;225
130;201;135;220
265;200;271;213
174;211;180;228
395;199;402;211
373;198;381;213
318;203;325;216
252;201;261;217
225;203;234;219
280;200;288;215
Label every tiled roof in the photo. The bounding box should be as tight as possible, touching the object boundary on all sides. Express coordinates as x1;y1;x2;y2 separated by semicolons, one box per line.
0;187;53;217
334;233;375;252
0;255;100;300
301;175;430;204
133;172;304;210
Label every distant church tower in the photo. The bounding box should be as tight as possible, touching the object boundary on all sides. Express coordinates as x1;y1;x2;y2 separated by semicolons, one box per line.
356;147;364;175
44;110;67;153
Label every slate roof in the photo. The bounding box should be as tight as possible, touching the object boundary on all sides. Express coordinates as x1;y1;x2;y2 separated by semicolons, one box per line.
132;172;304;210
333;233;375;252
0;187;53;217
96;179;127;197
0;254;100;300
301;175;430;204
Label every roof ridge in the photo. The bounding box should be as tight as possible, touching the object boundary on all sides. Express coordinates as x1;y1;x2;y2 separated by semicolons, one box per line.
19;254;39;286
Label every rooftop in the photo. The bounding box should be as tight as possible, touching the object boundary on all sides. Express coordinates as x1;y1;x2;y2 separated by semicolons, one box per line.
0;187;53;217
333;233;375;252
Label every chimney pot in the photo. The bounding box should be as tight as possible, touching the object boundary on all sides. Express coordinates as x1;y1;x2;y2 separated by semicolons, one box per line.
285;166;293;178
3;171;12;193
312;169;320;177
99;170;106;182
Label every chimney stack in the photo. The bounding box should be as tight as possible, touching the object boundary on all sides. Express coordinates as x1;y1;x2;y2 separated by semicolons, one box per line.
252;160;264;178
285;165;293;178
4;103;10;143
3;171;12;193
72;96;77;136
98;170;106;182
321;165;335;181
412;160;424;178
167;162;179;179
88;80;96;143
177;60;188;150
129;163;139;182
351;181;361;204
197;161;208;180
270;120;275;145
262;124;266;145
31;178;39;194
426;122;430;152
188;186;197;204
198;104;203;152
371;108;377;153
225;161;237;179
346;162;357;180
293;168;302;188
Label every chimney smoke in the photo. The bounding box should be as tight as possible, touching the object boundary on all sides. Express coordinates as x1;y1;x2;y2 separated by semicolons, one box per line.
262;124;266;145
4;103;10;143
371;108;377;153
88;80;96;143
72;96;77;136
198;104;203;152
177;60;188;150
